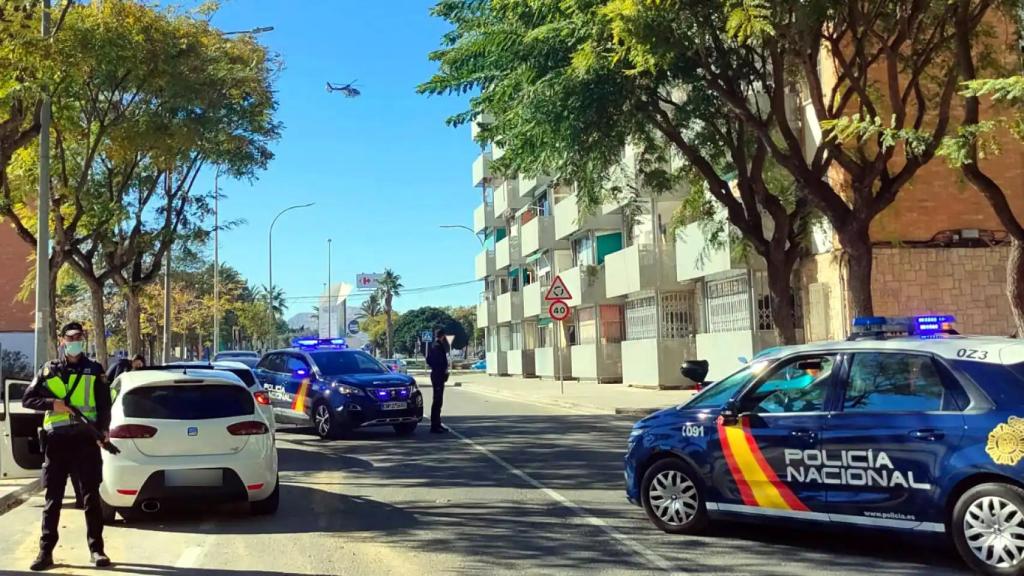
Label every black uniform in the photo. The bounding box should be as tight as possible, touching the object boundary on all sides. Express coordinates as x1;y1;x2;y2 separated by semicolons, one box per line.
22;356;111;555
426;340;450;430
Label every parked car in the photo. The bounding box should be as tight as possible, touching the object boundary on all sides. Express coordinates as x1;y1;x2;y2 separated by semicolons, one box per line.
381;358;408;374
100;370;278;523
213;350;261;368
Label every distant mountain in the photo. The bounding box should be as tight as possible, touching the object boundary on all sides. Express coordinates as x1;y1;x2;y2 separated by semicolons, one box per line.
287;312;317;331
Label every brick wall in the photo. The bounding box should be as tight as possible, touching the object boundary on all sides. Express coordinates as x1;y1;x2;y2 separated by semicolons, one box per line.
0;222;33;331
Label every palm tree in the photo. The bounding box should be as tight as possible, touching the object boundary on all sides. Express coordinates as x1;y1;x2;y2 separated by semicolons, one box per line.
359;289;383;319
259;284;286;318
378;270;403;357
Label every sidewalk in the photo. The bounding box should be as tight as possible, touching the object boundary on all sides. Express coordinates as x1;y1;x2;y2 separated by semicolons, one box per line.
0;475;41;516
450;373;696;417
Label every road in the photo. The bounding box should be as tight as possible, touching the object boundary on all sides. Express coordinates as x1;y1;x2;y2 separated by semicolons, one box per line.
0;387;969;576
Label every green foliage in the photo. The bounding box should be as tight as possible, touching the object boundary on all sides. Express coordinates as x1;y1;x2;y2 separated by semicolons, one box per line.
725;0;774;43
821;114;934;159
393;307;468;355
1;348;32;379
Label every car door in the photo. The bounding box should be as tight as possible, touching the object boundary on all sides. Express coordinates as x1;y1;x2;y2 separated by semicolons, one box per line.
256;354;287;411
282;354;314;417
821;351;966;531
709;353;839;518
1;378;44;479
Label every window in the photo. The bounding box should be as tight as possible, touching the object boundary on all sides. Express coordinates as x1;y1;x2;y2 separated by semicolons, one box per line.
844;353;946;413
600;305;624;344
536;322;551;348
510;322;523;350
625;296;657;341
258;354;286;374
576;306;596;345
686;362;768;410
740;355;836;414
123;385;254;420
523;320;538;350
309;351;388;375
572;235;594;267
285;356;310;374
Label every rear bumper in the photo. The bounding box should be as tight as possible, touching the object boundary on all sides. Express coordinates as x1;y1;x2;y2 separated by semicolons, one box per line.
100;445;277;508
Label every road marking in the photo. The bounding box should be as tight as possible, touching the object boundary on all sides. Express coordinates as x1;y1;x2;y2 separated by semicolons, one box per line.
453;386;607;416
447;427;683;575
175;546;204;569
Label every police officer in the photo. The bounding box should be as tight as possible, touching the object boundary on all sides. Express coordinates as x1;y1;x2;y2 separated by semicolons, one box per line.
425;328;450;433
22;322;112;571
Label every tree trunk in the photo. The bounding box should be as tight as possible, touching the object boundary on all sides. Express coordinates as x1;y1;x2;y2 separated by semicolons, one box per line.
765;248;799;345
47;259;59;356
1008;240;1024;338
88;282;109;368
125;288;143;355
385;310;393;358
839;226;875;318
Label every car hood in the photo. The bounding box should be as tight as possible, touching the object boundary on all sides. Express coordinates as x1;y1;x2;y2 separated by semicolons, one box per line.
330;373;414;388
635;405;716;430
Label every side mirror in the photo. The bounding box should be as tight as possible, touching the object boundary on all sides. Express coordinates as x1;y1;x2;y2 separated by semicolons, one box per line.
719;401;740;426
680;359;710;385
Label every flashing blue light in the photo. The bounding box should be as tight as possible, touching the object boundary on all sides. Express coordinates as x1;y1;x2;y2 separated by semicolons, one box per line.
853;316;887;327
330;338;347;346
293;338;320;348
914;314;956;335
851;314;956;336
291;337;349;350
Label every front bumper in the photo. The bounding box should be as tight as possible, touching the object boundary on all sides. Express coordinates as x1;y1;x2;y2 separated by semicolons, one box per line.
335;393;424;428
625;436;644;506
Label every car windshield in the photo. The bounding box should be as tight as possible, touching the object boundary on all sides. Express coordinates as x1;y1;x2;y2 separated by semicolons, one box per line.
683;361;771;410
310;350;389;375
123;384;254;420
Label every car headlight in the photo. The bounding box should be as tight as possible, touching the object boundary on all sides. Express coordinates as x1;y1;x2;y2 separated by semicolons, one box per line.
334;383;365;396
408;382;419;393
629;427;645;441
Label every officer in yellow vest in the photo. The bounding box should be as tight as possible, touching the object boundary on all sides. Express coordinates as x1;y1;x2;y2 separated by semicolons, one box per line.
22;322;112;571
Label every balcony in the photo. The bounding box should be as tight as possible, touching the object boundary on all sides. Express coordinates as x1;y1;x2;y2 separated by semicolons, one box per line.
554;193;622;240
676;220;743;282
520;215;553;258
535;346;571;379
605;244;677;298
518;174;551;196
473;202;495;234
523;281;544;318
495;235;521;270
486;351;507;376
472;151;492;188
570;342;622;383
475;249;495;280
470;113;494;143
477;296;496;327
621;337;696;389
497;291;523;323
493;178;521;216
506;349;536;376
561;264;605;308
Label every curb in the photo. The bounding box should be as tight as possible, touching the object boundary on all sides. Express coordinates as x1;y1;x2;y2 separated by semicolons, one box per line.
614;407;661;417
0;477;41;516
456;384;662;418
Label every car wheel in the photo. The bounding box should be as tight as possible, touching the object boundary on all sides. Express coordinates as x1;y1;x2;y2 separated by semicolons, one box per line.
250;476;280;516
393;422;418;436
313;402;348;440
640;458;709;535
100;499;117;525
952;483;1024;575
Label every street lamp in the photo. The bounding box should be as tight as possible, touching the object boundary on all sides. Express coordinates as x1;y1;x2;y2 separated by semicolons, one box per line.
223;26;275;36
268;203;314;348
32;0;52;366
440;224;485;248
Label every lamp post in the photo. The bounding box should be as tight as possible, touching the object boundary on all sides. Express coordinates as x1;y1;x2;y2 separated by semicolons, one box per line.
327;238;332;338
32;0;52;366
268;203;314;348
440;224;485;247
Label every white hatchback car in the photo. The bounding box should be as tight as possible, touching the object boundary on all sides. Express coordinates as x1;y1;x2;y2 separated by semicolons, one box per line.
100;370;279;523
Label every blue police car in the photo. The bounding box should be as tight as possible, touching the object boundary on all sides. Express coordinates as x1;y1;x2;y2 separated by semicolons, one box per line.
626;315;1024;575
255;339;423;439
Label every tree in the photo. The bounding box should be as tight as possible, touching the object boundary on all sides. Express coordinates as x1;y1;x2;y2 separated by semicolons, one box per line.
359;313;391;356
393;307;468;356
1;348;32;379
448;305;479;350
420;0;814;342
596;0;1005;316
359;289;383;319
938;1;1024;334
378;269;403;357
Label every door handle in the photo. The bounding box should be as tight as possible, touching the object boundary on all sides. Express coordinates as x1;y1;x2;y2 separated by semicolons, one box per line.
909;429;945;441
790;429;816;442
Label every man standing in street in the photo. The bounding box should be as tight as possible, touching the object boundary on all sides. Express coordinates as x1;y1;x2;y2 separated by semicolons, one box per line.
22;322;112;571
425;327;450;434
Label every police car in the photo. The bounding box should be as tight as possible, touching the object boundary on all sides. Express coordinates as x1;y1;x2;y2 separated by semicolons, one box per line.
255;339;424;439
626;315;1024;575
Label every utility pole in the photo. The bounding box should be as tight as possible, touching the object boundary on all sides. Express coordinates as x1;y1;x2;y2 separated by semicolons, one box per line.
213;171;220;355
162;171;173;363
268;203;314;348
32;0;52;366
327;238;332;338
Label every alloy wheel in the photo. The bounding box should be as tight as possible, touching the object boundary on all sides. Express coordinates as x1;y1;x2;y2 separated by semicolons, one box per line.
315;405;331;437
964;495;1024;568
648;469;698;526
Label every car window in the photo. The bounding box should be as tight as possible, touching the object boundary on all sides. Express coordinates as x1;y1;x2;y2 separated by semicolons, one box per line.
123;385;254;419
843;353;946;413
285;356;310;374
225;368;257;388
684;362;769;410
259;354;285;373
310;351;389;375
741;355;836;414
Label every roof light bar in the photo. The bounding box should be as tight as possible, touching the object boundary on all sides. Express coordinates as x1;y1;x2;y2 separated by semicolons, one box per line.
850;314;957;338
291;337;348;350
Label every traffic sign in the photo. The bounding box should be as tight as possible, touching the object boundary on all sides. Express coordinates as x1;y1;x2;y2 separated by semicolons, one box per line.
544;275;573;301
347;319;360;335
356;273;383;291
420;330;434;343
549;300;570;322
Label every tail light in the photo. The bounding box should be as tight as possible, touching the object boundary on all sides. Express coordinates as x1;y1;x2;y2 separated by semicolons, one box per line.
227;421;269;436
253;391;271;406
110;424;158;439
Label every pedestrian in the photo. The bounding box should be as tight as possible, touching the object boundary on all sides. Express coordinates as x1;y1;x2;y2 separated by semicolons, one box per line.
130;354;146;370
425;328;450;434
22;321;112;571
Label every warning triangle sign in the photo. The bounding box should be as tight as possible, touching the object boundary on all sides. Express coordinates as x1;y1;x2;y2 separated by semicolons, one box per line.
544;275;573;301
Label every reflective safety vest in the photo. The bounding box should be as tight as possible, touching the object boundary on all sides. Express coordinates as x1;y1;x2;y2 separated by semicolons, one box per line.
42;371;98;431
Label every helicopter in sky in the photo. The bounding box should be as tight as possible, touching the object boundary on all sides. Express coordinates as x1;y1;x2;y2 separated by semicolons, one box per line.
326;80;361;98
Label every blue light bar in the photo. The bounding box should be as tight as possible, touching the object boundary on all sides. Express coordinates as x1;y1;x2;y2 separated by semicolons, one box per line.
853;316;887;327
293;338;320;348
291;337;348;350
914;315;956;335
851;314;956;336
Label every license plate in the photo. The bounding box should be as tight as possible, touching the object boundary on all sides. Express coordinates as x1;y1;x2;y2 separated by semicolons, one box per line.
381;401;407;410
165;469;223;487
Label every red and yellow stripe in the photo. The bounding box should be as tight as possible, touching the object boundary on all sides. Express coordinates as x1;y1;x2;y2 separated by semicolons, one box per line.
717;416;808;511
291;379;311;412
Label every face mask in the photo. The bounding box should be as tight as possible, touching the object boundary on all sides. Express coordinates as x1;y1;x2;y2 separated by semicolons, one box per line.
64;341;86;357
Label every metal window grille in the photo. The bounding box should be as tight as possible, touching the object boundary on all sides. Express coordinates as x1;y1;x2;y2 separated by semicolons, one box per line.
660;291;697;339
625;296;658;340
705;274;751;333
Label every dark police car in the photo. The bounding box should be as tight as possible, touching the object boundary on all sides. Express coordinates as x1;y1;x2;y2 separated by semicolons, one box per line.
626;316;1024;575
256;339;423;439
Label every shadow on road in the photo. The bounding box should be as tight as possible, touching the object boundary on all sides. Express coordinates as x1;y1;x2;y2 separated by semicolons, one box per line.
0;566;306;576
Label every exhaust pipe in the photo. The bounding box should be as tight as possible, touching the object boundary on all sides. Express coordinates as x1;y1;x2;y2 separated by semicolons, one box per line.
140;500;160;513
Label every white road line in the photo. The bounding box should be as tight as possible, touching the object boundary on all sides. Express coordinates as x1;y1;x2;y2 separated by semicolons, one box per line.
453;386;605;416
447;427;684;575
175;546;204;569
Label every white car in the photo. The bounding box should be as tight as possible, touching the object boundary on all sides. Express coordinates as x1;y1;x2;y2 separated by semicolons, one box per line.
157;362;275;431
100;370;279;523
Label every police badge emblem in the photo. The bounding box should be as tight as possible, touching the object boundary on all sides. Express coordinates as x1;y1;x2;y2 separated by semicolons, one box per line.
986;416;1024;466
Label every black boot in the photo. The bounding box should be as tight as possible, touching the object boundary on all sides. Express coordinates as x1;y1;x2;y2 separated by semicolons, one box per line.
30;550;53;571
430;425;448;434
91;551;111;567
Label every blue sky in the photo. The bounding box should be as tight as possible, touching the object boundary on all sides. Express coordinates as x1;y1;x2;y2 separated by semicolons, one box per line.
205;0;480;316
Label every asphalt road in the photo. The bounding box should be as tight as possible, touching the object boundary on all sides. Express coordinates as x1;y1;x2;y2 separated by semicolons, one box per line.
0;387;970;576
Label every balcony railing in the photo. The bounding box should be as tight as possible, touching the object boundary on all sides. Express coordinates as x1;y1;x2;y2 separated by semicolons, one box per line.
523;282;544;318
473;202;495;234
561;264;605;308
494;178;521;216
605;244;677;298
472;151;492;188
475;249;496;280
495;235;521;270
520;215;553;258
497;291;523;323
